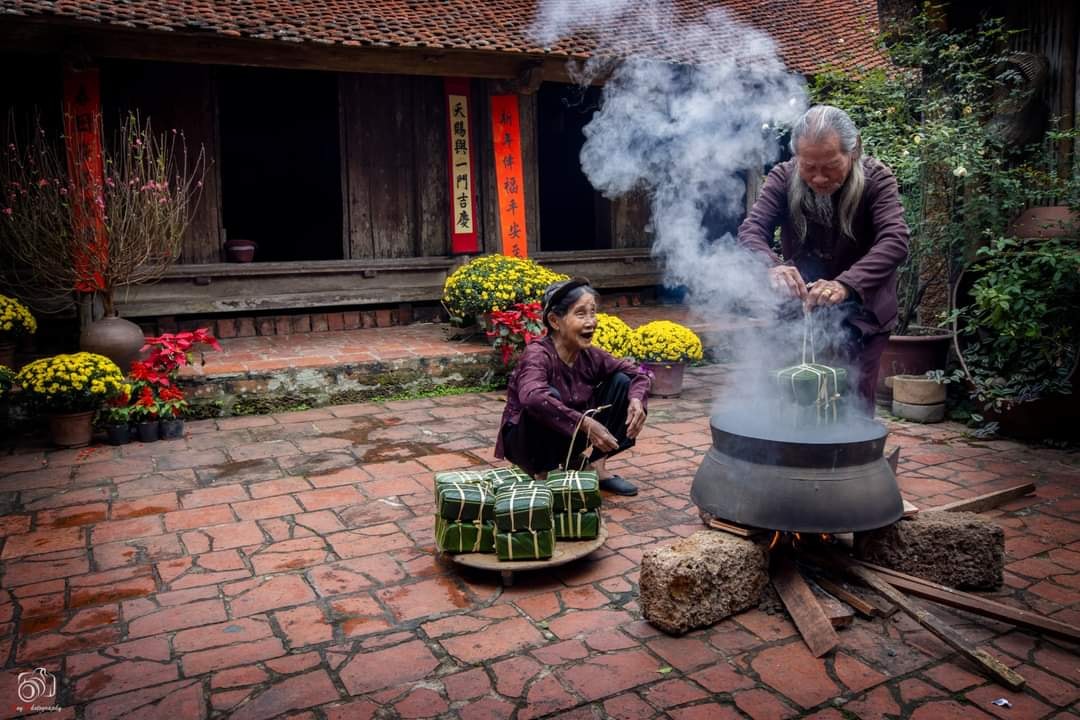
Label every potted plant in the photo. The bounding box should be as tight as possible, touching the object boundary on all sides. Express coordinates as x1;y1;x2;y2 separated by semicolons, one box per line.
157;385;189;440
592;313;634;359
0;364;14;436
0;114;206;370
100;388;134;445
14;352;125;447
442;254;567;333
951;235;1080;436
630;320;703;396
0;294;36;368
813;12;1025;404
130;384;161;442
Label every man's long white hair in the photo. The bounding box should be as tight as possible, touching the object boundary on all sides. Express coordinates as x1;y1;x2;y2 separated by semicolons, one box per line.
788;105;864;241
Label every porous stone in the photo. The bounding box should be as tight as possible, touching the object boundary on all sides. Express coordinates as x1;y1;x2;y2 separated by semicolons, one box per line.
855;511;1004;590
640;530;768;635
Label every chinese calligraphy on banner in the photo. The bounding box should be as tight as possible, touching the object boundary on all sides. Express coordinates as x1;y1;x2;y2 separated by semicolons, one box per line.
63;66;108;294
444;78;478;254
490;95;527;257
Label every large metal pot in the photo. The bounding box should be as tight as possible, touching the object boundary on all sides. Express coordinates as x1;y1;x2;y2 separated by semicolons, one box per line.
691;409;902;533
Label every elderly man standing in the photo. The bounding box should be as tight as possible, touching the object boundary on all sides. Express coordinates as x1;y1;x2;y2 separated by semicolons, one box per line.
737;104;910;411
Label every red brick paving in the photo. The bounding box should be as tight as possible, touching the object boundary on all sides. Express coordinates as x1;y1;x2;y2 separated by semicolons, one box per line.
1;365;1079;718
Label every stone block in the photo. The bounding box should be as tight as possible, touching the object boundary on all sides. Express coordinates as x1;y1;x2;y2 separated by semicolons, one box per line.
855;511;1004;590
892;400;945;423
640;530;768;635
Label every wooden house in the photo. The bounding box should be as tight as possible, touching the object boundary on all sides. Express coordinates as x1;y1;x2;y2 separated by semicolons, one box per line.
0;0;883;332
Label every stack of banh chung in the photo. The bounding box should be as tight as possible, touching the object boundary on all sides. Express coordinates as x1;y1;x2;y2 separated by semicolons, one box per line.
545;469;601;540
433;465;603;561
434;470;495;553
494;482;555;560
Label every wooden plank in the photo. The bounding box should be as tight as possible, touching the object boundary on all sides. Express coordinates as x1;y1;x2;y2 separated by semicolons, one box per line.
854;559;1080;644
340;74;374;258
809;583;855;628
517;91;542;255
369;75;417;259
478;82;502;254
845;562;1025;690
706;518;764;538
930;484;1036;514
902;499;920;518
771;554;839;657
612;188;652;249
814;576;895;619
413;76;449;258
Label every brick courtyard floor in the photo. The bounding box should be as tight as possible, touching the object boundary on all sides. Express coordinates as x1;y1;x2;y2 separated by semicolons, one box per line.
0;364;1078;719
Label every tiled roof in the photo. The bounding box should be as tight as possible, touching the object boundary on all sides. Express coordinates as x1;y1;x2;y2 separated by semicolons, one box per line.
0;1;886;75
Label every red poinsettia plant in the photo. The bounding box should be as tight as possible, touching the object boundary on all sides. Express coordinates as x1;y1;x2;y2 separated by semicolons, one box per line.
129;384;161;422
485;302;544;366
157;385;189;418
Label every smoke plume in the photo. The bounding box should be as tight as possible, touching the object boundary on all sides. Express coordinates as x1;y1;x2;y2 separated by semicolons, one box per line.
530;0;852;416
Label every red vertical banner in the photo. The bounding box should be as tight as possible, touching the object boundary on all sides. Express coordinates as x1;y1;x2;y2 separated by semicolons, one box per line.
444;78;478;254
490;94;527;257
63;66;108;294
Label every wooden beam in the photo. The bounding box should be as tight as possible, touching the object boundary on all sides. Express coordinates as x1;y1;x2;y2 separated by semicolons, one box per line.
707;518;764;538
854;560;1080;644
930;484;1036;514
771;554;839;657
814;576;895;619
809;584;855;628
844;562;1025;690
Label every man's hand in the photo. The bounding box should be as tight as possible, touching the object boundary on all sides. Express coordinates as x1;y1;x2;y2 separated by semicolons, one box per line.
806;280;850;308
585;417;619;453
769;265;807;300
625;398;646;439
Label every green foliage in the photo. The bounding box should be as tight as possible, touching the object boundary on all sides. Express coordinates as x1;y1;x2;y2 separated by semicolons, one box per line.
952;237;1080;412
811;11;1075;334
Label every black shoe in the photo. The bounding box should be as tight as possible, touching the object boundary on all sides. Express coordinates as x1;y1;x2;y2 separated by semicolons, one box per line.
599;475;638;496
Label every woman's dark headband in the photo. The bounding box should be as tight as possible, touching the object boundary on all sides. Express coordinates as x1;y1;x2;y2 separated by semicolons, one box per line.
542;277;593;328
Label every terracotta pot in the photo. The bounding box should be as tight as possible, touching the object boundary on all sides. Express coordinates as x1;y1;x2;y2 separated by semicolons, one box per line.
876;329;952;406
0;342;14;368
1008;205;1079;240
49;410;95;448
643;361;686;397
225;238;257;263
136;420;160;443
80;315;146;373
159;418;185;440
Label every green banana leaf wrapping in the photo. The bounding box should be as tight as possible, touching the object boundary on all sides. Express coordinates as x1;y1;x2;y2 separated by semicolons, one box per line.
433;470;488;491
495;528;555;561
493;484;554;532
437;482;495;523
545;470;601;513
484;466;533;492
435;516;495;554
774;363;847;406
553;510;600;539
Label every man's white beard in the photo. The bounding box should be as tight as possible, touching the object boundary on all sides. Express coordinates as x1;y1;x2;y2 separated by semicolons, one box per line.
806;189;834;227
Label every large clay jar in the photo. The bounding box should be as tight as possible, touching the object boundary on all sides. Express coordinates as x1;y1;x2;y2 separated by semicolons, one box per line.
225;238;257;262
80;314;146;373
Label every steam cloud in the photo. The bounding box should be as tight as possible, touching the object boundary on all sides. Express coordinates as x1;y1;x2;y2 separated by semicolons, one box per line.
530;0;856;419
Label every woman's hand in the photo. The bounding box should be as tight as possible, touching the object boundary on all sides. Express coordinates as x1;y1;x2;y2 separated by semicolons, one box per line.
626;398;646;439
806;280;849;308
585;416;619;453
769;265;807;300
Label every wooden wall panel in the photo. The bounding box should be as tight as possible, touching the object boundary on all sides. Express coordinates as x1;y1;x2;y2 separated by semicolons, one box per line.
478;83;502;254
340;75;374;258
518;92;542;255
341;73;456;259
101;61;223;264
612;189;652;249
414;76;449;258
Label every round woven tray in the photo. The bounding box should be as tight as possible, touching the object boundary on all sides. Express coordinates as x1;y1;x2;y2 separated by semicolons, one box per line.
449;524;608;585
